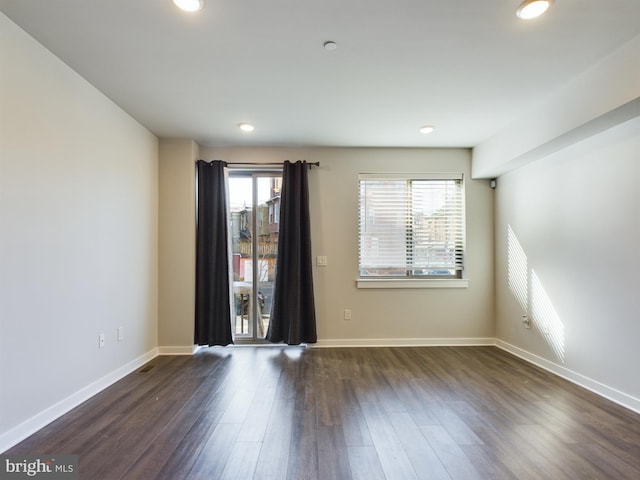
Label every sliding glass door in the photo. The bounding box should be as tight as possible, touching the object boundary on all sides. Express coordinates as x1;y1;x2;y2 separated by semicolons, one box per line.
228;171;282;341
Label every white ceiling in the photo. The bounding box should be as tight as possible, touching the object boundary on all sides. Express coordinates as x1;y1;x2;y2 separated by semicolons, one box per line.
2;0;639;148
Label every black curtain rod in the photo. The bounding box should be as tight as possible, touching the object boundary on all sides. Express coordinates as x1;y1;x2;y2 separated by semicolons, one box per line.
197;160;319;167
226;161;319;167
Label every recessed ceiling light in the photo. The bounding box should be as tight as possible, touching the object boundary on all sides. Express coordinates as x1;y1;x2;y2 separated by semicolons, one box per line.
172;0;204;13
323;41;337;51
238;123;255;132
516;0;553;20
419;125;435;134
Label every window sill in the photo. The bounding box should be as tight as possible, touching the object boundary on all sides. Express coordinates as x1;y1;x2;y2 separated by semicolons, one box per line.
356;278;469;289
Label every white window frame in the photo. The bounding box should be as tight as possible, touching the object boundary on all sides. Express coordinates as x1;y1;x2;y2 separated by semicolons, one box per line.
357;172;468;289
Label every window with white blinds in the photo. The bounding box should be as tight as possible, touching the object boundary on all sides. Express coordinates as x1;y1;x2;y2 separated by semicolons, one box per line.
358;173;465;278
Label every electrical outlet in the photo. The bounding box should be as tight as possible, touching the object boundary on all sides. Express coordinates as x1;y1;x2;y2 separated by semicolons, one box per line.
98;333;105;348
522;315;531;329
344;309;352;320
316;255;328;267
117;326;124;342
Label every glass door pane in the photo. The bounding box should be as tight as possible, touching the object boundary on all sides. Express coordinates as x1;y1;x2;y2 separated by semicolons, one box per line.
229;175;253;337
255;176;281;339
229;173;281;341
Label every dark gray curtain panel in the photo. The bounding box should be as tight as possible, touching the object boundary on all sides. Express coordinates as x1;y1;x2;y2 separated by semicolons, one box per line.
266;160;317;345
194;160;233;346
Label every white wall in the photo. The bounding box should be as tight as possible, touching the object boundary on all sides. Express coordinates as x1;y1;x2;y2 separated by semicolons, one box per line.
158;139;198;352
0;13;158;449
194;147;495;345
494;116;640;409
473;34;640;179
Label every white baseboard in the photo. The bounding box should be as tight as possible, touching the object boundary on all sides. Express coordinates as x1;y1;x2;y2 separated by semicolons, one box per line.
313;337;496;348
496;339;640;415
0;348;159;454
157;345;200;355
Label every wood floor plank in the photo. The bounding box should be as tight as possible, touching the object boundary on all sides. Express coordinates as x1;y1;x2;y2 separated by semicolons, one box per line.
187;422;241;479
121;363;232;479
508;423;597;480
465;420;554;480
360;401;419;479
219;441;262;480
286;405;319;480
347;446;386;480
387;411;452;480
317;425;353;480
316;376;344;427
567;441;640;479
236;383;278;442
431;403;485;446
132;408;224;480
420;425;484;480
8;355;187;456
581;410;640;470
80;362;211;478
460;445;519;480
529;399;598;444
253;398;295;480
398;380;441;426
341;405;374;447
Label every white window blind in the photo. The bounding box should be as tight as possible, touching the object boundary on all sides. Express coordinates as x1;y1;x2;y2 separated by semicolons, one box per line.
358;173;465;278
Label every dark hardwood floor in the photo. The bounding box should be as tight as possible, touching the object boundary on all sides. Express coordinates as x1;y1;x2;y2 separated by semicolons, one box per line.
7;346;640;479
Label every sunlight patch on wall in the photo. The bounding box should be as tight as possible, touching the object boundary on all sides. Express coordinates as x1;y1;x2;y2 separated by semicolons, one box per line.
531;270;566;362
507;225;566;363
508;225;528;312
